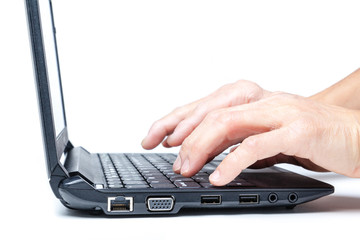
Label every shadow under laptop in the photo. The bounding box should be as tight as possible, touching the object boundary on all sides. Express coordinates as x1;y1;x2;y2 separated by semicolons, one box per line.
56;195;360;218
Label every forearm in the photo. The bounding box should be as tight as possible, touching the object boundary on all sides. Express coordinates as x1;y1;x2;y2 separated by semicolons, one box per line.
309;68;360;110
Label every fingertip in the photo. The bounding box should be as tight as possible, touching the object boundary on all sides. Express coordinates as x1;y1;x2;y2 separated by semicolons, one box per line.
141;136;159;150
209;169;221;185
209;152;245;186
164;135;176;146
209;168;235;186
180;158;190;176
143;122;171;149
162;140;171;148
173;156;182;173
141;137;151;149
166;130;185;147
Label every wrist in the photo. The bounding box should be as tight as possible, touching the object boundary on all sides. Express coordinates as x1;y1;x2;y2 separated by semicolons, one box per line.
309;68;360;110
308;85;346;107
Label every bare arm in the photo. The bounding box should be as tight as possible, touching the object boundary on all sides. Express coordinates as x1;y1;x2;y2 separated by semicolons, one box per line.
310;68;360;110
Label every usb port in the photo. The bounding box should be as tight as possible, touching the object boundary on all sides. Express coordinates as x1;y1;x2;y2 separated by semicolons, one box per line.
108;196;133;212
201;195;222;205
239;194;259;204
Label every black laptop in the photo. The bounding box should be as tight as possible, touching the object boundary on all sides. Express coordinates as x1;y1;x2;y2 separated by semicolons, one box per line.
25;0;334;216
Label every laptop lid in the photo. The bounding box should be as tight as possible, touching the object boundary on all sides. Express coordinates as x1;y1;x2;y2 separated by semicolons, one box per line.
26;0;70;178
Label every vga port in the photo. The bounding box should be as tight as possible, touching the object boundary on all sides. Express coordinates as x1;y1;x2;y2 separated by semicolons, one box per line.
147;197;175;212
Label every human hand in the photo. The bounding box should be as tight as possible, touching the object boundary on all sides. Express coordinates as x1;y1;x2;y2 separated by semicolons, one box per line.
141;80;270;150
174;92;360;185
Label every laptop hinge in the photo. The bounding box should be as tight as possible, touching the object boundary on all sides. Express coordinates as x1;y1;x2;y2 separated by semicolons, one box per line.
64;141;74;155
63;147;106;188
49;164;69;199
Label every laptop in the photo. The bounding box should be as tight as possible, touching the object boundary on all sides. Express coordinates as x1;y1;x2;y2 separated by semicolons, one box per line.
25;0;334;216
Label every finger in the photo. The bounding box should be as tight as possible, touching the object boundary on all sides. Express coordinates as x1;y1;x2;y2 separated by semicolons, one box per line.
164;97;235;147
164;112;204;147
141;101;202;149
165;87;269;147
209;128;291;186
161;139;172;148
179;105;282;177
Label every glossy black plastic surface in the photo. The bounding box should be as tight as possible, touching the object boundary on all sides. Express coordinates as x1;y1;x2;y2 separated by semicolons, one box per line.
58;166;334;215
25;0;71;198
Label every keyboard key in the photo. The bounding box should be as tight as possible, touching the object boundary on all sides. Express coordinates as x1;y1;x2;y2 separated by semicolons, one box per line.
150;183;176;188
174;181;201;188
122;180;147;185
199;182;217;188
125;184;149;189
193;176;210;183
108;184;123;188
146;176;169;181
170;175;193;181
226;181;255;187
121;177;144;181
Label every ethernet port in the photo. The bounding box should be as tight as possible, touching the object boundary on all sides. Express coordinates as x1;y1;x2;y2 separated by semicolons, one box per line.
108;196;133;212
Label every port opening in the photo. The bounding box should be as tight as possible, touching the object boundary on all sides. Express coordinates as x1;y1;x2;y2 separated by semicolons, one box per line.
239;194;259;204
108;196;133;212
147;197;175;212
268;193;278;203
288;193;298;203
201;195;222;205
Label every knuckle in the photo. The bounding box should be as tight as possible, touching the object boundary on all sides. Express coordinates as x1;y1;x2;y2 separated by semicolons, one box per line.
267;92;295;102
292;118;312;134
205;109;230;127
193;103;208;116
205;109;239;139
217;82;235;92
241;137;259;157
181;137;202;157
151;120;162;131
181;138;191;151
171;106;186;117
190;142;203;157
235;79;249;84
205;109;222;122
242;136;259;149
234;79;258;88
285;120;311;151
228;150;242;167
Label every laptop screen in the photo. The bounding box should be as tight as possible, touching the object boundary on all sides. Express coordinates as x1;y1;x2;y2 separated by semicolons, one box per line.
39;0;66;137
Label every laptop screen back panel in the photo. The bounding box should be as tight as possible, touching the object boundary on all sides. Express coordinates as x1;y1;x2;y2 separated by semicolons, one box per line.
25;0;70;175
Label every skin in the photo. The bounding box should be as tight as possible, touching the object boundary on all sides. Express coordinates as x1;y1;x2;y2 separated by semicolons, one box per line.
142;69;360;186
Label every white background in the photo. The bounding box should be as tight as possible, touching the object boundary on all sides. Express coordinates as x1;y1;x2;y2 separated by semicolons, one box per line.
1;0;360;239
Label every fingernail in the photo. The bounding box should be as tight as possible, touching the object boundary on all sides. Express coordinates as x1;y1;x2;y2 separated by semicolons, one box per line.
173;156;181;172
181;158;190;174
210;169;221;182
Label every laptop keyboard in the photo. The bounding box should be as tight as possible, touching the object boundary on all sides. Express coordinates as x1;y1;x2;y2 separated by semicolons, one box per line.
99;153;254;189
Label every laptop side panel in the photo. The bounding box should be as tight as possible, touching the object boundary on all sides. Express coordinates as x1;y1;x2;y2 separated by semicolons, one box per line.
58;160;334;215
58;174;334;216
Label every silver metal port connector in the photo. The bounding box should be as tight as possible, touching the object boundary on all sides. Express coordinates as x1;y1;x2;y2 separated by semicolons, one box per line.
239;194;259;204
108;196;133;213
201;195;222;205
147;197;175;212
